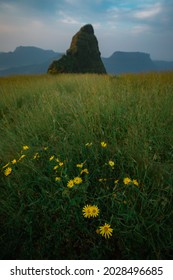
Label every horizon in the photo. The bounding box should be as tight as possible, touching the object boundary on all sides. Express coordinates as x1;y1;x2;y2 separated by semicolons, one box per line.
0;0;173;61
1;45;173;62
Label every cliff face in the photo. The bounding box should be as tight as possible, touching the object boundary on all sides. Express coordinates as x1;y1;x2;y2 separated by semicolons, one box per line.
48;24;106;74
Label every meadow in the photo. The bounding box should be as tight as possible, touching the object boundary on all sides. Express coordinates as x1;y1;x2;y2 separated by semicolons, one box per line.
0;72;173;260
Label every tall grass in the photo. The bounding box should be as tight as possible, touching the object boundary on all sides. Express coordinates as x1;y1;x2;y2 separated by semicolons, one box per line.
0;72;173;259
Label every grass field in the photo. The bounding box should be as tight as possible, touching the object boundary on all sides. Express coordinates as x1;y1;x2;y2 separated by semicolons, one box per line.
0;72;173;259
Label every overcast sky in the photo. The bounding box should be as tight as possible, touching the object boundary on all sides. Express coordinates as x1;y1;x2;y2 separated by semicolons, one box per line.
0;0;173;60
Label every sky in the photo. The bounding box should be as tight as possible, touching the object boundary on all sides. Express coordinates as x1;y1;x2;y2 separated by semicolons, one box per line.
0;0;173;60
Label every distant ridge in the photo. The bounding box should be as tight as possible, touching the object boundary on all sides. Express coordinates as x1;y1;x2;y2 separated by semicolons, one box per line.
0;46;173;76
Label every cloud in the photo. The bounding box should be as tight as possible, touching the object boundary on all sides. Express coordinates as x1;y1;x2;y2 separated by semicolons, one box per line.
133;3;162;19
0;0;173;60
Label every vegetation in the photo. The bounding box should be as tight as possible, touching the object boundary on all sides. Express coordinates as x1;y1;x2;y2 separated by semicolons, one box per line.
0;72;173;259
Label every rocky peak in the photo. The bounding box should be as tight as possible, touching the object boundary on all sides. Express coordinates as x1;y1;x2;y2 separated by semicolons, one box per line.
48;24;106;74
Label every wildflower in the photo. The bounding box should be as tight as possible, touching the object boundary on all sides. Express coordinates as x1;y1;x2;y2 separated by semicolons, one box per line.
18;154;26;161
55;177;61;182
99;223;113;239
101;141;107;148
33;153;39;159
49;155;55;161
123;177;131;185
82;205;92;218
114;179;119;184
82;205;99;218
43;146;48;151
80;168;89;175
56;158;60;163
90;205;99;217
59;162;64;167
4;167;12;176
85;142;93;147
73;177;83;185
11;159;17;164
108;160;115;167
133;179;139;186
2;163;9;169
76;163;83;168
53;165;59;170
22;145;29;150
67;180;74;188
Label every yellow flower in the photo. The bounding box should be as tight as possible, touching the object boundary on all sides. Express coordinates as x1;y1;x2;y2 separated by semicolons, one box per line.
80;168;89;175
123;177;131;185
33;153;39;159
133;179;139;186
73;177;83;184
22;145;29;150
43;146;48;150
76;163;83;168
99;223;113;239
49;155;55;161
101;141;107;148
18;154;26;161
108;160;115;167
11;159;17;164
90;205;99;217
114;179;119;184
2;163;10;169
4;167;12;176
59;162;64;167
53;165;59;170
82;205;92;218
55;177;61;181
82;205;99;218
67;180;74;188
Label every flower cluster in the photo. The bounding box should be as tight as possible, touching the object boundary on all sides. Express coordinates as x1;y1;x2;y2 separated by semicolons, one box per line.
82;205;113;239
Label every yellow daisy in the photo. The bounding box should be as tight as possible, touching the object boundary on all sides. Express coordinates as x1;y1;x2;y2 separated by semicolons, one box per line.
11;159;17;164
108;160;115;167
49;155;55;161
2;163;9;169
123;177;131;185
99;223;113;239
101;141;107;148
18;154;26;161
76;163;84;168
73;177;83;184
4;167;12;176
80;168;89;175
67;180;74;188
133;179;139;186
53;165;59;170
82;205;92;218
22;145;29;150
90;205;99;217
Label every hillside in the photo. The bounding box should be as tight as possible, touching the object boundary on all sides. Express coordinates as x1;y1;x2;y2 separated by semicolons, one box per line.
1;73;173;259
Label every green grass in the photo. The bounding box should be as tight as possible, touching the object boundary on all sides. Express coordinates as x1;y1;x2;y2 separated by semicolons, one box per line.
0;72;173;259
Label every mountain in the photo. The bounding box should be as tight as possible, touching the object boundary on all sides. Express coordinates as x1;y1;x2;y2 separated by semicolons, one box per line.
0;46;63;76
0;46;173;76
102;51;155;74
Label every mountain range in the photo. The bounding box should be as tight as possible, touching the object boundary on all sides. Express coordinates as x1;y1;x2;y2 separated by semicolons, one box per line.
0;46;173;76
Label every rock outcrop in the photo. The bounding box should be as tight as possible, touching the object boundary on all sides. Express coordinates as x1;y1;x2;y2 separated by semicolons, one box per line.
48;24;106;74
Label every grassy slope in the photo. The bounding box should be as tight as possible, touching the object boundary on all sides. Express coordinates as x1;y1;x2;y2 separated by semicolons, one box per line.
0;72;173;259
